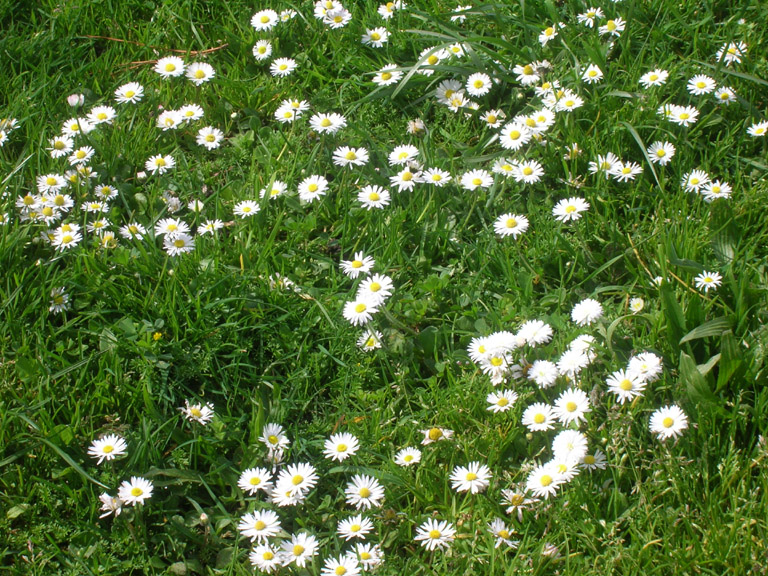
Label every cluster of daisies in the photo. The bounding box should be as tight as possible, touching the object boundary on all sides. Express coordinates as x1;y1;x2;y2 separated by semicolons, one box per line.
466;295;689;500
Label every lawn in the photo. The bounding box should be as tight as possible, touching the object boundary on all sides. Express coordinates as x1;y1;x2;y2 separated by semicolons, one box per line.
1;0;767;574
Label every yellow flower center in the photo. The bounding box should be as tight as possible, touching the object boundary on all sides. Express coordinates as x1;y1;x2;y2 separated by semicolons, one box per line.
487;114;497;124
165;63;176;72
260;15;269;23
263;552;274;560
354;303;367;313
337;444;347;453
534;413;545;424
428;427;443;441
131;487;144;497
404;454;413;462
679;112;690;120
431;174;442;181
523;167;534;175
545;27;554;35
490;356;503;367
292;545;305;556
565;205;577;213
589;70;597;77
360;552;371;560
402;171;413;181
156;158;166;167
619;379;633;391
190;407;202;417
371;32;381;40
565;99;575;107
359;487;371;498
523;65;533;75
473;79;484;89
566;401;578;412
335;568;347;576
268;435;278;444
429;530;441;539
381;72;392;81
466;472;477;481
345;151;357;160
249;476;261;485
125;90;135;98
663;417;674;428
321;118;332;127
584;454;596;465
509;130;521;140
499;529;510;538
54;140;65;150
540;474;552;486
194;70;206;79
497;397;509;406
46;177;57;186
350;524;361;532
427;55;438;65
103;445;114;453
607;20;617;30
308;183;318;192
656;149;666;157
369;282;381;292
472;178;482;186
61;234;74;244
97;112;107;120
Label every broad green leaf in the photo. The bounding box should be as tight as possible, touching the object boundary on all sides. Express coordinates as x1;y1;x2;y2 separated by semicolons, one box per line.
680;317;733;344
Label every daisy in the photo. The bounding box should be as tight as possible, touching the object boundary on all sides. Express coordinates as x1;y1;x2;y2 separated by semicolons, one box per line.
49;287;70;314
553;197;589;222
372;64;402;86
422;167;451;186
647;141;675;166
629;297;645;314
298;175;329;203
421;426;453;444
98;493;123;518
145;154;175;175
237;467;274;495
196;126;224;150
450;462;492;494
343;297;379;326
687;74;716;95
638;69;668;88
154;217;188;238
417;46;448;75
512;62;540;85
552;430;589;461
522;402;556;432
493;213;529;238
388;144;419;167
321;555;361;576
324;7;352;29
337;515;374;541
577;7;603;27
324;432;359;462
181;400;213;424
275;462;318;497
582;449;607;470
279;533;318;568
250;544;281;573
715;41;747;66
747;121;768;137
713;86;736;105
466;72;492;97
155;56;185;78
554;388;591;426
627;352;664;383
114;82;143;104
492;158;516;177
117;477;154;506
87;105;116;125
357;329;383;351
394;447;422;466
52;228;83;251
345;475;385;510
649;405;689;440
407;118;426;134
37;174;68;194
571;298;603;326
48;135;73;159
390;166;422;191
539;24;559;46
555;91;584;112
88;434;128;464
528;360;559;388
252;40;273;61
61;117;94;137
513;160;544;184
488;518;519;549
198;219;224;235
414;519;456;551
260;180;288;199
333;146;370;168
68;146;95;166
251;9;278;30
589;152;620;175
260;423;290;453
362;27;389;47
357;274;394;305
310;112;347;134
233;200;261;218
354;543;383;570
378;1;403;19
460;169;493;191
501;489;537;520
340;251;374;278
599;17;625;37
84;200;108;214
694;270;722;292
606;369;646;404
681;169;710;193
668;105;699;127
480;109;506;128
434;79;463;104
499;122;531;151
702;180;732;202
186;62;215;86
270;58;297;77
582;64;603;84
178;104;204;122
526;463;563;499
238;509;282;542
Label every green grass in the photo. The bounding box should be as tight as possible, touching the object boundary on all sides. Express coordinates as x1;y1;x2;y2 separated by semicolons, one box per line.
1;0;768;574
